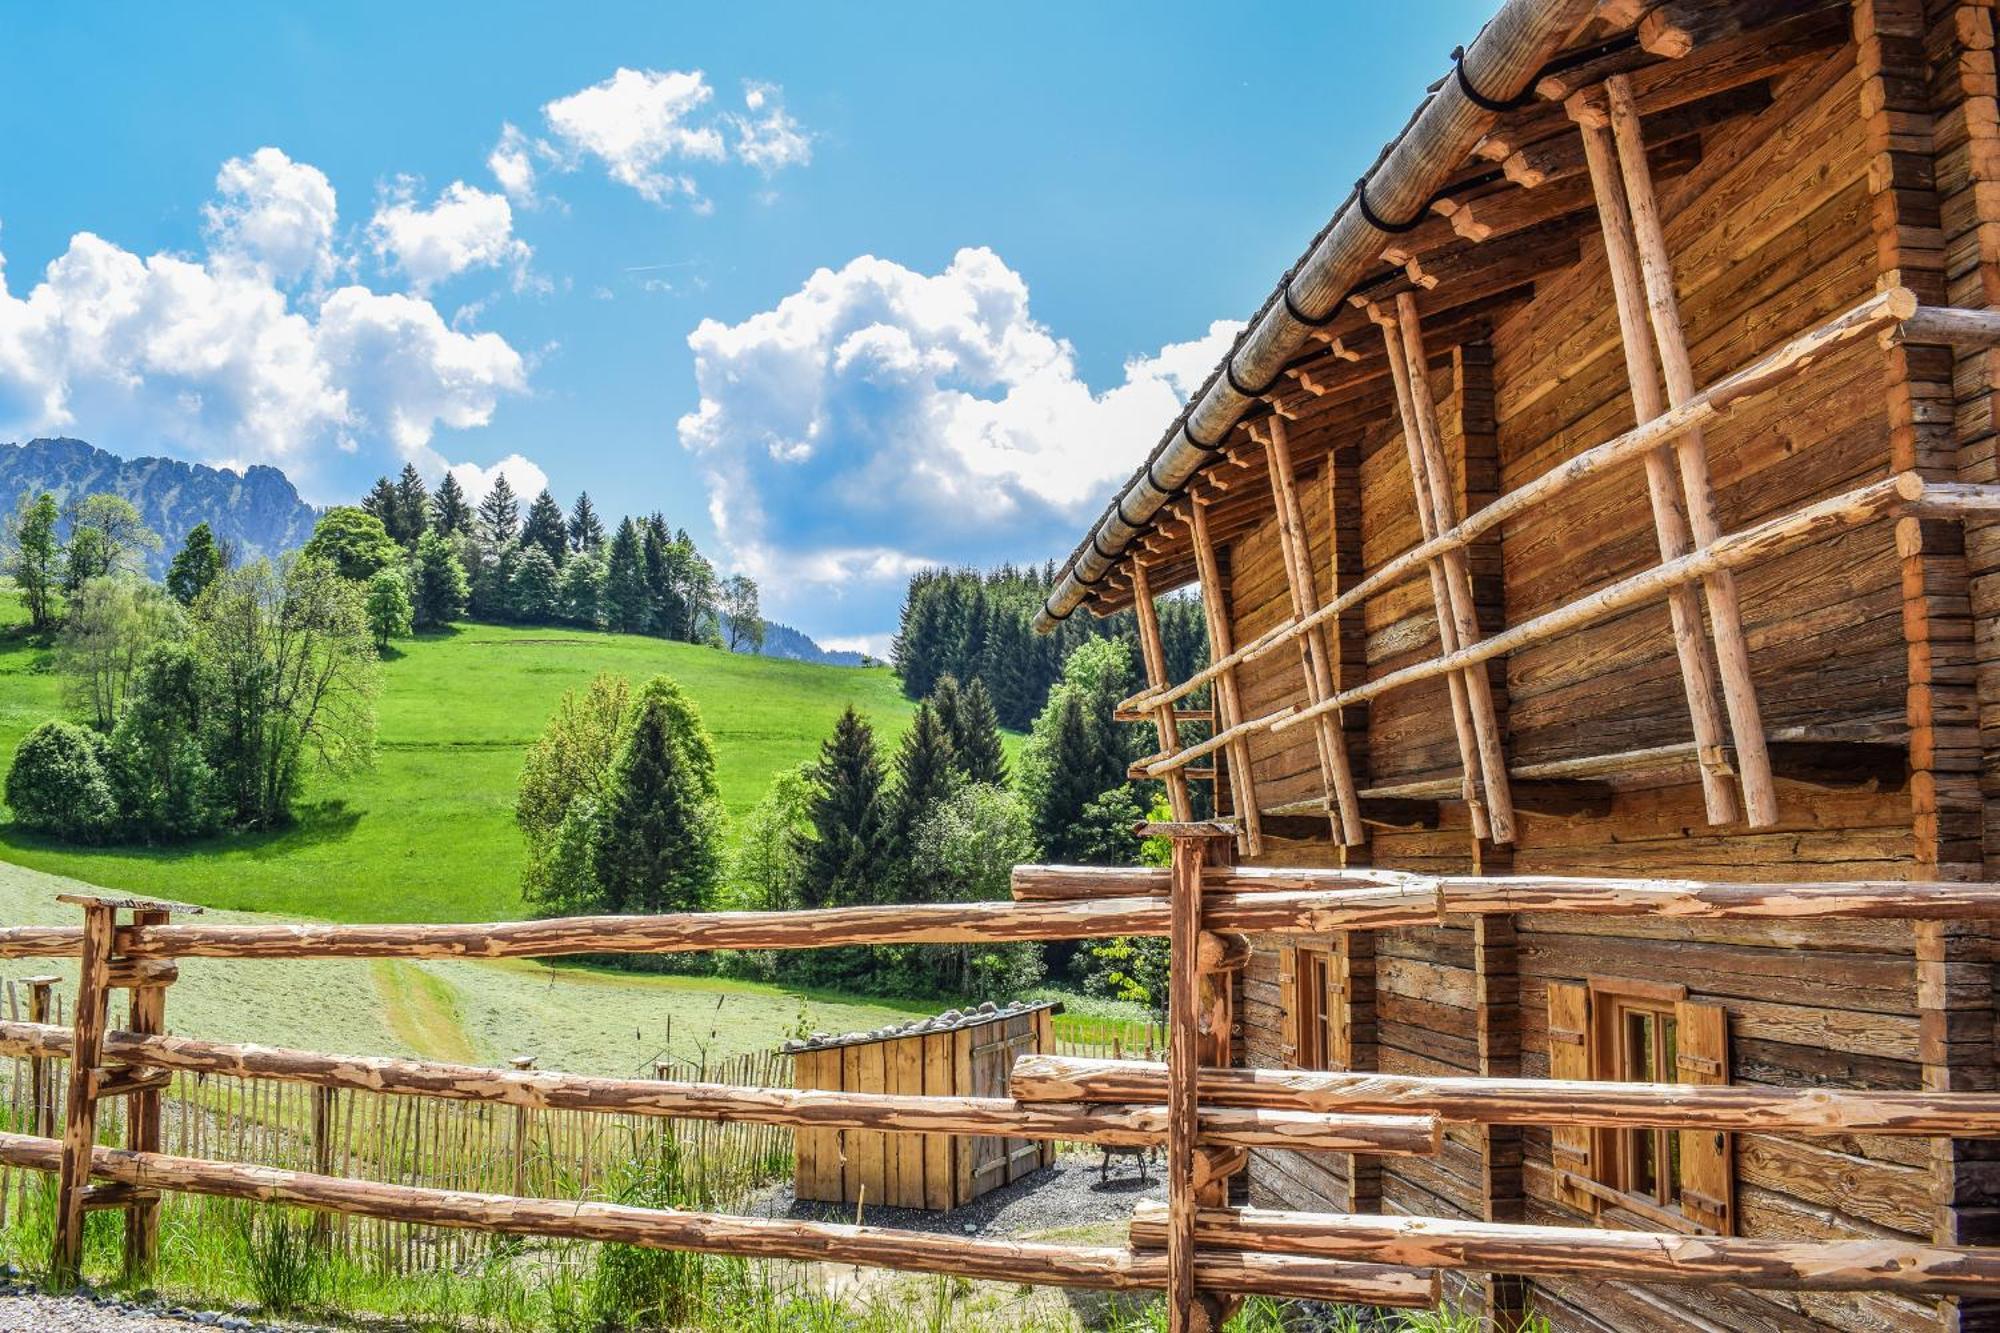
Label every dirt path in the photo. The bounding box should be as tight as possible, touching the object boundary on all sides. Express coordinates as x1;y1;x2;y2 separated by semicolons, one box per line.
369;960;478;1064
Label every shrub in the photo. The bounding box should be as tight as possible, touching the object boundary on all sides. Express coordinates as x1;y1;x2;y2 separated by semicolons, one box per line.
5;719;116;840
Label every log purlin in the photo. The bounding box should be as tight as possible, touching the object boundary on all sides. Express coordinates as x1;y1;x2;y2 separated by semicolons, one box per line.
1188;498;1264;857
0;1132;1438;1307
1131;560;1195;824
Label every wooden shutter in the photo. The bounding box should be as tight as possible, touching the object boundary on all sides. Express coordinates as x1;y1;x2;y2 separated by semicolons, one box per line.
1676;999;1733;1234
1328;942;1352;1070
1278;946;1299;1068
1546;981;1596;1212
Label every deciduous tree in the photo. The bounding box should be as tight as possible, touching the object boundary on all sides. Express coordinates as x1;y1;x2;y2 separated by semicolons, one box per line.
365;567;413;649
303;507;402;581
166;522;224;606
6;491;61;632
720;573;763;651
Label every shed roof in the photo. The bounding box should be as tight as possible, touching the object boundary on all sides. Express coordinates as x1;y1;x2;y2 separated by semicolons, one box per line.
780;999;1063;1054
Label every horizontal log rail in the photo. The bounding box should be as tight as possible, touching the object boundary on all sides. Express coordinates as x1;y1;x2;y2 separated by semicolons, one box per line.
0;1131;1437;1306
18;873;2000;963
0;1021;1441;1157
1119;286;1928;718
1127;1203;2000;1297
1011;1056;2000;1135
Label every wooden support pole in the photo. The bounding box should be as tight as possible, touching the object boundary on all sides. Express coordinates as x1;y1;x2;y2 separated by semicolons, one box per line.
0;1132;1439;1307
1259;416;1366;845
1166;829;1205;1333
1188;498;1263;857
1126;1203;2000;1297
25;976;57;1140
53;903;114;1285
1012;1054;2000;1135
1131;561;1194;823
1393;294;1516;843
1604;71;1776;826
1571;93;1741;826
1376;310;1495;841
121;907;169;1278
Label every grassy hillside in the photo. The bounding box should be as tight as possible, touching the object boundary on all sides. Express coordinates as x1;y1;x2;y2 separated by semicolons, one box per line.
0;609;973;923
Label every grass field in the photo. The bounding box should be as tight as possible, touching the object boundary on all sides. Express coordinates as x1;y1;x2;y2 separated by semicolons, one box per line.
0;608;981;923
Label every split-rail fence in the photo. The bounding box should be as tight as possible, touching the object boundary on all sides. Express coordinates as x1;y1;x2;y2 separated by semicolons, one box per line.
10;835;2000;1331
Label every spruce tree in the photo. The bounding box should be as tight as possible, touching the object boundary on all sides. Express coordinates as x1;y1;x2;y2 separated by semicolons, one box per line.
477;474;520;545
604;518;649;633
431;472;473;536
1030;691;1128;862
795;706;888;909
641;515;676;635
521;489;569;566
954;677;1009;786
410;530;469;628
559;554;604;627
593;677;724;914
929;675;964;748
884;701;959;899
394;463;430;546
568;492;605;554
361;476;403;542
165;522;224;606
511;546;560;621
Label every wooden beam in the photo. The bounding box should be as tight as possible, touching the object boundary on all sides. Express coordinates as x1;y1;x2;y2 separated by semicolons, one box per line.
1605;71;1776;825
1189;499;1263;856
1127;1203;2000;1296
1130;561;1194;823
1571;91;1741;825
52;903;113;1284
0;1131;1438;1307
1014;1055;2000;1136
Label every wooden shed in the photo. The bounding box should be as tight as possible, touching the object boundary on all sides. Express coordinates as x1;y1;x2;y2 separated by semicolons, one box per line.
785;1001;1058;1210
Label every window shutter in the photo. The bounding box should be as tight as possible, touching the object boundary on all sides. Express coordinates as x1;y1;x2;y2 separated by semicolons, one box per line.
1676;999;1733;1234
1328;943;1352;1071
1278;946;1298;1068
1546;981;1596;1212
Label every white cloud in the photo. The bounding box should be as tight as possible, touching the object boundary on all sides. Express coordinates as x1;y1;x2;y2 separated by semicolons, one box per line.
203;147;339;286
448;452;548;503
543;68;723;204
0;148;530;496
487;122;540;205
819;632;893;659
731;82;812;175
676;246;1239;604
368;179;531;292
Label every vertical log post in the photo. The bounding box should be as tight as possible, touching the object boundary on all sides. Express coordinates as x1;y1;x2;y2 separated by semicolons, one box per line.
1132;561;1195;823
1604;72;1777;827
510;1055;536;1199
1189;498;1265;857
25;976;58;1140
1160;821;1236;1333
1570;92;1742;826
52;903;115;1285
122;907;171;1277
1259;415;1367;845
1375;311;1498;843
1394;294;1516;844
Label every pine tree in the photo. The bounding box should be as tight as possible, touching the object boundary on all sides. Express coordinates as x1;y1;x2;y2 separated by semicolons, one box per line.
593;677;724;914
394;464;430;546
410;530;469;628
641;515;676;635
165;522;224;606
884;701;958;899
521;489;568;566
954;677;1009;786
477;474;520;545
431;472;473;536
795;707;888;909
568;492;605;554
1031;692;1127;862
361;476;403;542
604;518;649;633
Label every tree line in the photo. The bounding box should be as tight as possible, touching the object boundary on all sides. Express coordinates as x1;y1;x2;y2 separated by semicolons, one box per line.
340;463;763;650
3;491;378;843
891;564;1205;730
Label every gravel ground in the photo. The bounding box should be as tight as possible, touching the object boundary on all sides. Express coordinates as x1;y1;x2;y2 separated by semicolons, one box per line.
0;1286;303;1332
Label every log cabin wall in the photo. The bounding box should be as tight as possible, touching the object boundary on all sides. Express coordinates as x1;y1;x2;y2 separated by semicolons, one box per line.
1217;20;1994;1333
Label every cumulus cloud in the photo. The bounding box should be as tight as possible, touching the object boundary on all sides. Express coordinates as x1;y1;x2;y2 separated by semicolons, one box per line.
543;68;723;205
448;452;548;503
487;122;541;205
203;147;339;286
368;179;532;292
676;246;1239;601
731;82;812;175
0;148;530;495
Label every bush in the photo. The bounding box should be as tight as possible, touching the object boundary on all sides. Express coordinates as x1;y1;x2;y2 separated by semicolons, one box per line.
5;719;117;841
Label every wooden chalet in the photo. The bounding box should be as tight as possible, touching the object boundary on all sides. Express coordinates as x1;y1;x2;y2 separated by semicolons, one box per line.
1035;0;2000;1327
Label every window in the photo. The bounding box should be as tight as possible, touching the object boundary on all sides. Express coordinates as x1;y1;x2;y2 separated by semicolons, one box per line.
1279;945;1345;1071
1546;977;1733;1234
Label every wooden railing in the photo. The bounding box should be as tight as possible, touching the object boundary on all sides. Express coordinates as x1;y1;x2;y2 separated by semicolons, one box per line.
9;839;2000;1330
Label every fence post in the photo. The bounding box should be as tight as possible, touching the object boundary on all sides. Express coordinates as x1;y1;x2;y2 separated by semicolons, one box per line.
509;1055;536;1199
1156;820;1238;1333
25;975;59;1139
122;908;172;1278
52;903;115;1285
309;1085;336;1244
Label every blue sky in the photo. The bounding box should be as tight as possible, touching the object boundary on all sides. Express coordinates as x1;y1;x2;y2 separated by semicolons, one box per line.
0;1;1489;650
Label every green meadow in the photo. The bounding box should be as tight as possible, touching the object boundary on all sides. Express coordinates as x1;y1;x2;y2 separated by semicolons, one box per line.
0;608;952;923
